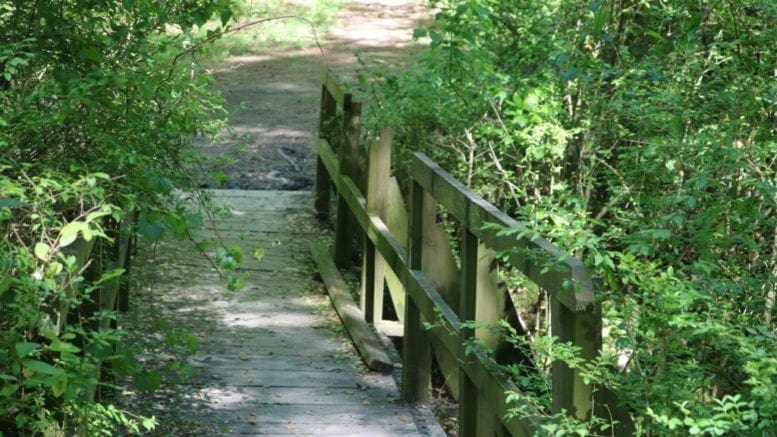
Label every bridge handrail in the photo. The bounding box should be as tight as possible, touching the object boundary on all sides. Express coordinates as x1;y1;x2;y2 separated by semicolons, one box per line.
313;70;620;436
316;136;539;436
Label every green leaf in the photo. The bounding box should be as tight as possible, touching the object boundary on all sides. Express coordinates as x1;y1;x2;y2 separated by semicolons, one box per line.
228;245;243;263
139;215;166;243
85;208;112;223
215;247;237;270
134;369;161;392
0;384;18;397
141;416;157;431
51;378;68;397
82;226;94;242
220;8;233;26
253;246;265;262
0;275;11;296
48;339;81;354
59;221;85;247
78;46;103;63
429;31;442;46
0;198;25;208
46;261;63;277
15;342;39;358
33;242;50;261
94;268;125;286
227;275;245;292
22;359;62;375
412;28;428;39
211;171;229;186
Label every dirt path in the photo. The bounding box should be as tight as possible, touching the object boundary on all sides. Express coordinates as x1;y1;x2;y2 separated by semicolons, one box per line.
197;0;427;190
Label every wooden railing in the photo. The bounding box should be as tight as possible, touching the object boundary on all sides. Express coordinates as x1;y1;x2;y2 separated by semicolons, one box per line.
313;71;620;436
58;213;135;401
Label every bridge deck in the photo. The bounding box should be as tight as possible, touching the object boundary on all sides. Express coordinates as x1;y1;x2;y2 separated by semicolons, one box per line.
127;190;443;436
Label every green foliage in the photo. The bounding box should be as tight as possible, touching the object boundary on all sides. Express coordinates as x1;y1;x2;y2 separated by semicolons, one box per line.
366;0;776;434
0;0;241;433
197;0;342;60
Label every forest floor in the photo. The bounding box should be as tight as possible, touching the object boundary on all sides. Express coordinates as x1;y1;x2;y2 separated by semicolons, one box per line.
196;0;428;190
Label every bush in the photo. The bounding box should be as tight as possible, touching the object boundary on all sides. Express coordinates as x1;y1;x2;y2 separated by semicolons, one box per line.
1;0;236;433
364;0;777;434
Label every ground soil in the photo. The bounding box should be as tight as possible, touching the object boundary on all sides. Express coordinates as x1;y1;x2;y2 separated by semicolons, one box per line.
196;0;428;190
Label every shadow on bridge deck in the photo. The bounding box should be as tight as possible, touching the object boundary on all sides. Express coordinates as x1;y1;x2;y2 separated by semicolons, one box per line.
119;189;444;436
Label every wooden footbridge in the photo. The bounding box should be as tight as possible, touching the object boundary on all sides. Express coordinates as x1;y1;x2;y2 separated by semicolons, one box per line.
118;73;632;436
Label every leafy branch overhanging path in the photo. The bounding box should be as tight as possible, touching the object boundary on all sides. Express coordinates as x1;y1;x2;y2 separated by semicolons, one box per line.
118;1;444;433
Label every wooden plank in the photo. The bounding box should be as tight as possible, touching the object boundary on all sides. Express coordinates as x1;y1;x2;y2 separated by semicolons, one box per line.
458;228;479;437
186;368;373;389
207;403;417;424
316;137;341;181
411;152;596;312
190;354;360;373
333;93;365;267
117;213;135;312
363;241;378;323
316;77;338;221
475;243;500;347
401;180;433;402
403;270;540;436
374;320;403;337
362;130;393;323
383;177;409;321
205;189;313;203
187;385;401;406
310;242;393;373
551;296;602;419
421;198;462;400
315;157;332;222
224;423;421;436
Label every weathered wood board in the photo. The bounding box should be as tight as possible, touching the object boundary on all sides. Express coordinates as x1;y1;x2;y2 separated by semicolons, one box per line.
128;190;444;436
311;242;393;373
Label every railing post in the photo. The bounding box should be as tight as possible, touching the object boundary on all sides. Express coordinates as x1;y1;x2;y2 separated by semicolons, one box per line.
551;296;602;419
458;226;479;437
333;93;363;267
362;130;392;323
315;81;337;222
402;179;432;402
117;210;136;312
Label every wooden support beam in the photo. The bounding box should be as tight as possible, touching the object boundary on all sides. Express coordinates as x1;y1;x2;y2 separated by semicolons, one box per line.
316;73;339;222
333;94;364;268
458;228;479;437
551;296;602;419
310;242;393;374
401;179;432;402
362;130;392;323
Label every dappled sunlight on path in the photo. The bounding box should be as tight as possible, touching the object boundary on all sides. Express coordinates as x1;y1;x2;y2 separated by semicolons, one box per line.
120;190;444;435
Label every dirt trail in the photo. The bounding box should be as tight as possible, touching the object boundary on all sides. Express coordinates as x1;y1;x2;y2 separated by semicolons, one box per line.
198;0;427;190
